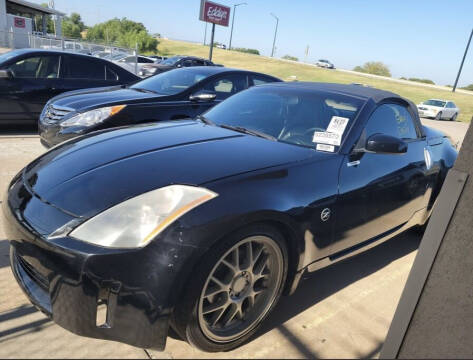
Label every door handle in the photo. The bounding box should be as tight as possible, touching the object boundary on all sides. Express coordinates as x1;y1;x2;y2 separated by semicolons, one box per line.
347;160;361;167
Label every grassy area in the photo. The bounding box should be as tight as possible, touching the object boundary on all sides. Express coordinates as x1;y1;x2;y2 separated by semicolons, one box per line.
158;38;473;122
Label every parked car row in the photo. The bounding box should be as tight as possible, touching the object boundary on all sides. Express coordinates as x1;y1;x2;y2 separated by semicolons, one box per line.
0;47;459;353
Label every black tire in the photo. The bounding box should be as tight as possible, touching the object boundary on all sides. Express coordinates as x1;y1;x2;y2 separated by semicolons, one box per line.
451;113;457;121
435;112;442;120
171;224;288;352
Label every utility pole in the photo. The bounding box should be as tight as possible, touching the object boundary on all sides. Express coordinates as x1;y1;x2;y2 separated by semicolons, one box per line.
453;28;473;93
270;13;279;57
209;23;216;61
305;45;309;63
228;2;247;50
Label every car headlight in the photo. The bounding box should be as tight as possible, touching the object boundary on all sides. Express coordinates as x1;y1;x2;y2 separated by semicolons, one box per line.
60;105;126;128
69;185;218;248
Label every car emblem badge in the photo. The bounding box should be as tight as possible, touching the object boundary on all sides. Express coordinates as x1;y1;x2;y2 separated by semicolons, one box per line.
321;208;331;222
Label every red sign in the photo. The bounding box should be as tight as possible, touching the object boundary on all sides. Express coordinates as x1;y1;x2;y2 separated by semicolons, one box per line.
199;0;230;27
14;17;26;28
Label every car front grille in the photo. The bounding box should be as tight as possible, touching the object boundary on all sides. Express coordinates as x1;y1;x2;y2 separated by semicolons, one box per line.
16;254;50;291
41;105;74;125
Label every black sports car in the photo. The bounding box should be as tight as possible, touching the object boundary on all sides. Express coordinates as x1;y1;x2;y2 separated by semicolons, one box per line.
0;49;140;126
3;83;457;352
38;67;280;148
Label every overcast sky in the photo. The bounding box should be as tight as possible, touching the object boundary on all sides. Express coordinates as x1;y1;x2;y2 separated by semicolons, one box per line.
32;0;473;86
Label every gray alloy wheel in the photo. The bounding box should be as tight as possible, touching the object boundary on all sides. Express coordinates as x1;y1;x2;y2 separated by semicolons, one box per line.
435;112;442;120
451;113;457;121
197;235;284;343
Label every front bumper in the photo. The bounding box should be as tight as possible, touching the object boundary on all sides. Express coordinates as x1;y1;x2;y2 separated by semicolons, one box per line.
38;121;84;148
417;109;439;118
2;178;201;350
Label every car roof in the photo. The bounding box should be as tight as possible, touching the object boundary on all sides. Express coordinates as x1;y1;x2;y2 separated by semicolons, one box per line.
172;66;280;78
261;82;403;103
4;48;97;59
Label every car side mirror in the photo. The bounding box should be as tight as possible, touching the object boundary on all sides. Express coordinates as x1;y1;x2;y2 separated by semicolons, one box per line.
0;69;13;79
190;91;217;102
365;133;407;154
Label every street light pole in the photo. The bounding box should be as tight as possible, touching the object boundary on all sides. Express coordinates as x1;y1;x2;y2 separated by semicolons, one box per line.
453;28;473;93
270;13;279;57
228;2;247;50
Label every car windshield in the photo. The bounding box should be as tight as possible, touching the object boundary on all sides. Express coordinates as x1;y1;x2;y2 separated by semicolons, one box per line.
424;100;446;107
160;56;183;65
203;87;364;148
130;68;210;95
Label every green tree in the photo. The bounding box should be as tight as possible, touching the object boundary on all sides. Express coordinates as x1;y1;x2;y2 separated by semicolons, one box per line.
282;55;299;61
461;84;473;91
353;61;391;77
62;12;85;38
407;78;435;85
233;47;260;55
86;18;158;53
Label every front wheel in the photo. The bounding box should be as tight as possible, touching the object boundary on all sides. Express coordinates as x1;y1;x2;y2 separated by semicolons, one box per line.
435;112;443;120
172;224;288;352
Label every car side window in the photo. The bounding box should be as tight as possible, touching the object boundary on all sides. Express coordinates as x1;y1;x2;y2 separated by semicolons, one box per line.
106;66;119;81
451;102;457;108
63;56;105;80
365;104;418;140
9;55;60;79
203;75;248;100
251;75;274;86
193;59;206;66
182;60;193;67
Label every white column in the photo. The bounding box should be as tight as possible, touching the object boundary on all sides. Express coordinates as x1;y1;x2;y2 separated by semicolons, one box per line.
0;0;7;32
55;15;62;37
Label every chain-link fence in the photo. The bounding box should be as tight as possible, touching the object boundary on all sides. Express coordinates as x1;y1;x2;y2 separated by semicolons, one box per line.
0;31;143;76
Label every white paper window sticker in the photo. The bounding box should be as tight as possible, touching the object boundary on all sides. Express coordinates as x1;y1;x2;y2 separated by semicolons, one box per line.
316;144;335;153
326;116;349;136
313;131;341;146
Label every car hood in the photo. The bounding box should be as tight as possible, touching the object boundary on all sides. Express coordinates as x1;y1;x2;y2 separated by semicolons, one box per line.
23;121;316;218
50;87;164;111
418;104;441;111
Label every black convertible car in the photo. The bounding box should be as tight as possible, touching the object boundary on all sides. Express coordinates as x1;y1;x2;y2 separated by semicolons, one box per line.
3;83;457;352
38;66;280;148
0;49;140;126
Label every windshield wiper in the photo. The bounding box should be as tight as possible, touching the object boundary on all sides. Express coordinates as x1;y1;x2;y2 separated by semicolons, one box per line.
197;115;215;126
219;124;276;141
132;87;159;94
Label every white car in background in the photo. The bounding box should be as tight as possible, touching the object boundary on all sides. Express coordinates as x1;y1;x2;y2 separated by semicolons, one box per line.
315;59;335;69
417;99;460;121
114;55;159;76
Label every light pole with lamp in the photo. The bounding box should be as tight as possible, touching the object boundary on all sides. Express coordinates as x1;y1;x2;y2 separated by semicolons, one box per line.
228;2;247;50
270;13;279;57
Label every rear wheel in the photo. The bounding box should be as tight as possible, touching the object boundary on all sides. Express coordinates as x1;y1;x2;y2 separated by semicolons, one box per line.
435;112;443;120
451;113;457;121
172;224;288;352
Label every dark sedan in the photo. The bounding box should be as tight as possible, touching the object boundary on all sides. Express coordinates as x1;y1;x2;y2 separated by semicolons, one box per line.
3;83;457;352
0;49;140;126
139;55;220;77
38;66;280;148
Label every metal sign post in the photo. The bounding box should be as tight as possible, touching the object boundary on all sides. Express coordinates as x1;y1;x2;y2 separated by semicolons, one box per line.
452;28;473;93
209;23;215;61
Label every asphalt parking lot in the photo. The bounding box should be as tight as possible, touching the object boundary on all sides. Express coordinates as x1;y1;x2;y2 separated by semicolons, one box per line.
0;118;468;359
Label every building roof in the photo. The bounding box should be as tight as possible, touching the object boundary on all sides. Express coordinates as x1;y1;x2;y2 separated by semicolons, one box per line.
7;0;65;16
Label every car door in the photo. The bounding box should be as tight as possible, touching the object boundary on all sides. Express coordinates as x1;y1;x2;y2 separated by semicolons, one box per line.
0;54;61;124
59;54;112;93
334;103;430;252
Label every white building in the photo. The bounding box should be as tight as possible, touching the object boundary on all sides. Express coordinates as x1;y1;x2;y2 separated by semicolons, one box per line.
0;0;64;48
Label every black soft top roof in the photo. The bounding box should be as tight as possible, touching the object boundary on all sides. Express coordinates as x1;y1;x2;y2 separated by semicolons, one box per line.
265;82;406;104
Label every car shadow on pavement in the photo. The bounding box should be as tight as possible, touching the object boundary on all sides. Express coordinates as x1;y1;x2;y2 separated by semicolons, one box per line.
250;230;421;357
0;124;38;136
